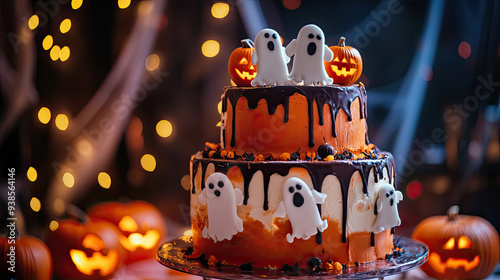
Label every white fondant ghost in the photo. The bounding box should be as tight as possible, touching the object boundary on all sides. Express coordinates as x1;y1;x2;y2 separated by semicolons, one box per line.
198;172;244;242
251;28;292;86
274;177;328;243
373;184;403;234
286;24;333;85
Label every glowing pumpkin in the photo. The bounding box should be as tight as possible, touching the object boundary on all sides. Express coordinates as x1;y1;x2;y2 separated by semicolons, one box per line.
0;235;52;280
412;205;499;280
88;200;167;263
45;217;123;280
228;39;256;87
324;37;363;85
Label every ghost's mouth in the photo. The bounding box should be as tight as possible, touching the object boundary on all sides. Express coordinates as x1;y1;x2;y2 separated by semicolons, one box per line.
214;190;221;197
307;42;316;56
268;41;275;51
293;192;304;207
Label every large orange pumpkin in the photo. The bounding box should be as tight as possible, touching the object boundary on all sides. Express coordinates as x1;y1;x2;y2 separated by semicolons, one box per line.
0;235;53;280
45;217;124;280
88;200;167;263
412;205;499;280
228;39;256;87
324;37;363;85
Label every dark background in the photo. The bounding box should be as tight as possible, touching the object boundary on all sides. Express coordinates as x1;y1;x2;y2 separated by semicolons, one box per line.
1;0;499;240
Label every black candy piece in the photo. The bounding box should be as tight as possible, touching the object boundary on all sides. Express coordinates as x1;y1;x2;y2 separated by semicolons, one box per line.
308;257;322;273
318;144;335;159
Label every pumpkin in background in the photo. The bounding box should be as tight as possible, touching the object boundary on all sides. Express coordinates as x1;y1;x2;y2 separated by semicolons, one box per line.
324;37;363;85
228;39;256;86
45;217;124;280
412;205;499;280
88;200;167;263
0;235;52;280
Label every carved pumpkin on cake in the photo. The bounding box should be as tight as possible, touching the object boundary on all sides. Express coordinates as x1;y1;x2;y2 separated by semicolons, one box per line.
324;37;363;85
412;205;499;280
228;39;256;87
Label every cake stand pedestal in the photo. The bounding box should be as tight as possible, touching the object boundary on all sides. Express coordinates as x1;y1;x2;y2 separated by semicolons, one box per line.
157;235;428;279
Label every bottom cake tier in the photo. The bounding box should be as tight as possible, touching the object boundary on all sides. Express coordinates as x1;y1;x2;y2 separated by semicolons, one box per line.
189;151;401;268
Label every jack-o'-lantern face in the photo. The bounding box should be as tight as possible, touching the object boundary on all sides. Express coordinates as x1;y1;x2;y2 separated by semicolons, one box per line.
88;201;167;264
234;57;256;81
228;39;257;87
428;236;480;274
69;234;120;276
45;217;124;280
412;206;500;280
117;216;161;252
324;37;363;85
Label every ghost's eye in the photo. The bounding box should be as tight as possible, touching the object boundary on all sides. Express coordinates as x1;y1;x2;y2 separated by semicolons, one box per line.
390;190;394;195
296;184;302;190
289;187;294;193
272;33;277;39
308;33;314;39
265;33;270;38
209;183;214;189
386;192;390;197
218;181;224;188
316;35;321;40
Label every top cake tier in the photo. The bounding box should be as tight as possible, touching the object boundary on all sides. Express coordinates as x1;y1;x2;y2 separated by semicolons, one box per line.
221;84;368;158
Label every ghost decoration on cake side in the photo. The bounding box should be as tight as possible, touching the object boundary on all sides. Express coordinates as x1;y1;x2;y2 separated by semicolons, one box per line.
198;172;244;242
373;184;403;234
251;28;292;87
274;177;328;243
286;24;334;85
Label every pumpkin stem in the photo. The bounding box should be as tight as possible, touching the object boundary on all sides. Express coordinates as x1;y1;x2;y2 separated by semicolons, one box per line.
447;205;460;222
241;39;254;48
67;204;89;224
338;37;346;47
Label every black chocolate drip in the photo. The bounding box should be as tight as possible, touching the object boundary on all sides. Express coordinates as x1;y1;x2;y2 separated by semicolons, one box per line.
371;232;375;247
191;152;395;244
222;85;367;149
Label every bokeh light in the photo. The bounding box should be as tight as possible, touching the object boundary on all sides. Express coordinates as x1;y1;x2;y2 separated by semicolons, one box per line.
55;114;69;131
60;19;72;34
283;0;301;10
49;220;60;231
59;46;71;62
27;166;38;182
156;120;173;138
53;198;66;215
145;54;160;71
202;40;220;58
118;0;131;9
458;41;471;59
181;174;190;191
30;197;41;212
50;45;61;61
71;0;83;10
62;172;75;188
406;179;422;199
211;2;230;19
98;172;112;189
141;154;156;172
42;35;53;50
28;15;39;30
38;107;51;124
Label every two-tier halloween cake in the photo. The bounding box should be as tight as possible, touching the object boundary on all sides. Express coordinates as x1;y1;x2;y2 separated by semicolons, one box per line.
188;24;402;269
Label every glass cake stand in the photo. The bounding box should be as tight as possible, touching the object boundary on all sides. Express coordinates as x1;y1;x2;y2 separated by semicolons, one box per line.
156;235;428;280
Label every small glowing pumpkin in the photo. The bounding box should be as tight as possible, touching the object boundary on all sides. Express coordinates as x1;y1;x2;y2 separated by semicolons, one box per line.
45;217;124;280
88;200;167;263
228;39;256;87
324;37;363;85
412;205;499;280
